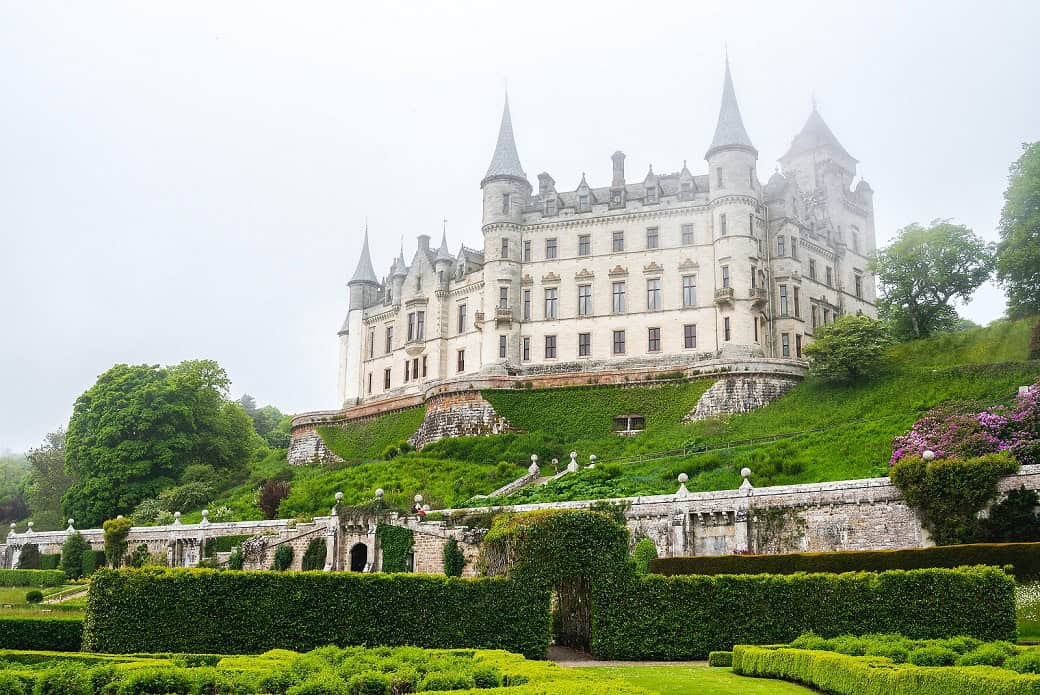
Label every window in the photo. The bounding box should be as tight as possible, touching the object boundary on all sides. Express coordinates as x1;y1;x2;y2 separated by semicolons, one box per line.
612;230;625;252
754;317;758;342
577;284;592;316
387;286;393;304
826;266;833;287
791;238;799;259
854;274;863;299
544;288;558;319
613;415;645;432
779;284;789;316
750;265;757;289
811;305;819;329
383;368;391;390
522;289;531;321
578;193;589;211
456;349;465;373
716;166;724;188
404;360;410;381
721;265;730;289
719;213;727;236
683;324;697;349
499;286;509;309
782;333;790;357
681;224;694;245
749;166;755;187
851;227;861;253
646;278;661;310
646;227;659;249
544;198;556;216
414;311;424;340
646;186;658;203
749;213;755;235
777;236;786;256
648;327;661;352
499;335;507;359
612;281;626;313
457;304;467;333
823;308;831;324
682;275;697;306
794;286;801;318
502;193;510;214
545;238;557;259
613;329;626;354
523;240;532;262
611;190;622;206
422;355;427;377
522;336;530;361
501;237;509;259
578;234;591;256
796;334;803;358
407;312;415;341
681;181;694;200
809;259;817;280
724;317;731;341
368;329;374;359
545;335;557;358
367;373;372;394
412;357;419;380
385;326;392;353
578;332;591;357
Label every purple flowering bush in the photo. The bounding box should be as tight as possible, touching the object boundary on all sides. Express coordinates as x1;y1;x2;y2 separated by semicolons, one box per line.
890;378;1040;467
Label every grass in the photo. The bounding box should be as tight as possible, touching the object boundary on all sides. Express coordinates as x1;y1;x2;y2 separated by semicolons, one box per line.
586;666;814;694
0;585;85;616
316;407;427;461
1018;582;1040;643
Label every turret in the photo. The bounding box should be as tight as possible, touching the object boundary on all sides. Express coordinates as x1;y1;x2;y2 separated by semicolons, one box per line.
390;244;408;305
706;56;759;203
481;93;530;229
434;231;453;283
347;227;380;311
779;106;858;193
339;227;379;406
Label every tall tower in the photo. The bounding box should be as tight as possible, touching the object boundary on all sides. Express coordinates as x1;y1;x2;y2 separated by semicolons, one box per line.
705;57;762;352
339;228;379;406
480;94;530;368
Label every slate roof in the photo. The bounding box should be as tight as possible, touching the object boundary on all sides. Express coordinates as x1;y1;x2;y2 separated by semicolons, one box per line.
781;108;857;163
349;228;378;284
706;58;756;158
483;95;526;182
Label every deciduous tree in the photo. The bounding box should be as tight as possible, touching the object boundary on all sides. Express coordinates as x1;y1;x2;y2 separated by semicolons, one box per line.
25;430;73;530
803;315;893;381
996;142;1040;319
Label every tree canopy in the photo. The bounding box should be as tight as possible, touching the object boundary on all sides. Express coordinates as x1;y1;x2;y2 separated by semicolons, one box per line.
62;360;259;527
803;314;894;381
996;142;1040;319
25;429;72;530
873;220;994;340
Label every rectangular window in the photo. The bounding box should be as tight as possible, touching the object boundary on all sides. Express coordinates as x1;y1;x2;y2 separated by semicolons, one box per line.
796;334;803;358
522;336;530;361
724;317;731;341
791;238;799;259
779;284;789;316
749;213;755;235
612;230;625;252
544;288;559;319
457;349;465;373
852;228;861;253
646;227;659;249
855;275;863;298
683;324;697;349
646;278;661;311
385;326;392;353
754;317;758;342
523;240;531;262
749;166;755;187
782;333;791;357
809;259;817;280
368;329;374;359
416;275;422;292
750;265;757;289
412;357;419;380
367;373;372;394
794;286;801;318
812;305;818;329
682;274;697;306
523;289;531;321
578;193;589;211
613;329;626;355
578;284;592;316
416;311;425;340
716;167;724;188
545;335;557;359
777;236;785;256
681;181;694;200
647;327;661;352
720;213;727;236
826;266;833;287
501;237;509;259
578;234;591;256
457;304;467;333
422;355;427;377
681;223;694;245
824;308;831;324
646;186;658;203
578;332;591;357
612;281;626;313
383;368;391;390
502;193;510;213
499;286;509;309
499;334;507;359
545;238;557;259
407;312;415;341
404;360;410;381
721;265;730;289
544;198;556;216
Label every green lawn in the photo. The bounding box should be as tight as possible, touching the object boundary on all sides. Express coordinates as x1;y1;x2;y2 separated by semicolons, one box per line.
586;666;814;694
0;585;86;616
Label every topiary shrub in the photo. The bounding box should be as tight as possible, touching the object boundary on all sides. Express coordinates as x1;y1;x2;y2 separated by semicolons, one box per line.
419;671;475;691
286;671;349;695
442;539;465;577
228;547;244;570
631;538;657;576
301;538;327;571
128;543;150;568
116;667;195;695
24;590;43;604
472;666;501;688
346;670;390;695
708;651;733;667
956;641;1017;667
907;645;958;666
102;517;133;568
272;545;294;571
61;532;90;580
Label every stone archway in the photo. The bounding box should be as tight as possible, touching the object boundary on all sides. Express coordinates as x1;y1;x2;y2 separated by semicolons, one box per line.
349;542;368;572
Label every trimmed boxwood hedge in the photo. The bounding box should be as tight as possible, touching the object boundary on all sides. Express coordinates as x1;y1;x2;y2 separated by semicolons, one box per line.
0;570;66;587
590;566;1017;660
732;645;1040;695
84;568;550;658
650;542;1040;582
0;617;84;651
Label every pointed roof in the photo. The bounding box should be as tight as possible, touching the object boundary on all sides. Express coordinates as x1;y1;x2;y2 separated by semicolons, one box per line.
349;227;378;285
391;244;408;277
482;94;526;184
781;107;858;164
705;57;757;159
435;231;453;262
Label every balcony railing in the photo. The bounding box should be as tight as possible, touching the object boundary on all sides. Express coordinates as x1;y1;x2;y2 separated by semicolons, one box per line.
495;306;514;325
749;287;767;305
714;287;735;304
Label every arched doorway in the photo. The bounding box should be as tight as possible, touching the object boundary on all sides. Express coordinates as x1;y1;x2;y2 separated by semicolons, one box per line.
349;543;368;572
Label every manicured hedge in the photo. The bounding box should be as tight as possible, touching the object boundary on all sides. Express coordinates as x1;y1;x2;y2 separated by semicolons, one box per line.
39;554;61;571
650;542;1040;581
84;568;550;658
0;570;66;587
0;617;84;651
732;645;1040;695
590;566;1016;660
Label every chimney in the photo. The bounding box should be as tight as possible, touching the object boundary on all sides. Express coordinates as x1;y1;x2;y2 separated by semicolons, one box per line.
611;151;626;188
417;234;431;251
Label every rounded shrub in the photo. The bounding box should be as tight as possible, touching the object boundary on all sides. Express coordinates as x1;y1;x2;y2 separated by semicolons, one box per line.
864;642;909;664
273;545;294;572
258;666;297;694
346;671;389;695
631;538;658;576
419;671;475;691
228;547;244;571
442;539;465;578
472;665;501;688
0;672;24;695
1005;649;1040;674
381;445;399;461
33;663;90;695
828;635;869;656
116;667;195;695
908;645;958;666
286;671;350;695
956;642;1017;667
24;590;43;604
790;631;830;651
931;636;982;654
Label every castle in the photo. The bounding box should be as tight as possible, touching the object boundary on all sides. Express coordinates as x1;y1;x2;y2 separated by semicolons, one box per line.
336;59;878;409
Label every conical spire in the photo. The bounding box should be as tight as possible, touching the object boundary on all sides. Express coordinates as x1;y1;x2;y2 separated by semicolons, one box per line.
780;105;857;164
482;93;526;184
435;230;453;262
391;241;408;277
349;226;378;285
706;56;757;159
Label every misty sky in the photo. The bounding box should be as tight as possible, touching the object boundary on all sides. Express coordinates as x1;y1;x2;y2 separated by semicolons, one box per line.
2;1;1038;453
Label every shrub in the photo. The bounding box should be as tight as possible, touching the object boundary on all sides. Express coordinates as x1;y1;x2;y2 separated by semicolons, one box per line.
1006;649;1040;675
631;538;657;576
375;525;413;573
956;642;1017;667
0;672;24;695
61;532;90;580
381;445;399;461
302;538;327;572
286;671;349;695
442;539;465;577
908;645;959;666
419;671;475;691
15;544;39;570
157;482;215;514
24;590;43;604
707;651;732;667
34;662;90;695
228;547;244;571
273;545;294;571
81;550;105;578
803;314;893;381
0;570;65;587
102;517;133;568
472;665;501;688
128;544;150;568
115;667;195;694
865;641;909;663
39;553;61;570
0;616;84;650
346;671;389;695
259;480;292;520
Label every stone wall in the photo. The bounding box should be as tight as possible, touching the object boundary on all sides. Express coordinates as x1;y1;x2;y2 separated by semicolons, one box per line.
410;391;517;449
287;424;344;466
685;376;800;421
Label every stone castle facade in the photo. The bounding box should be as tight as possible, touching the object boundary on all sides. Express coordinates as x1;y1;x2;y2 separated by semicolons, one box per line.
337;59;877;409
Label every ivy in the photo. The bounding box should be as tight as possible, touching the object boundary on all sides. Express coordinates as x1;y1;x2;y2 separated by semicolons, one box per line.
272;545;293;571
442;539;465;577
376;524;413;573
301;538;327;571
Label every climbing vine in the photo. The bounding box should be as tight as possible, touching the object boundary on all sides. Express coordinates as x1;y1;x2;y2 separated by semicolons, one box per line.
752;507;807;554
376;524;414;573
442;539;465;577
301;537;327;571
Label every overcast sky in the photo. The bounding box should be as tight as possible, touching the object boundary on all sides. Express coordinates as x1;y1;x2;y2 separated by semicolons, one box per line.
1;1;1037;453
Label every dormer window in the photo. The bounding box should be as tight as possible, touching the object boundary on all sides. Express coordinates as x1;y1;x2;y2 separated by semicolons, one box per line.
611;190;622;206
544;198;557;216
680;181;694;201
578;193;589;211
646;186;658;203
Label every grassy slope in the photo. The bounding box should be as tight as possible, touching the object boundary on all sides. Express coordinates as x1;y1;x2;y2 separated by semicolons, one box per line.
316;407;427;461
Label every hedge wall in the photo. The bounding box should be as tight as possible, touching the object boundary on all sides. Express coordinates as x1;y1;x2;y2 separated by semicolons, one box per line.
590;566;1017;660
0;570;66;587
650;542;1040;582
39;554;61;571
0;617;84;650
732;645;1040;695
84;568;550;658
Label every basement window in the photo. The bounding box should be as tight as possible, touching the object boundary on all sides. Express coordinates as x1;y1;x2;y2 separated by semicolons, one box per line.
613;414;646;435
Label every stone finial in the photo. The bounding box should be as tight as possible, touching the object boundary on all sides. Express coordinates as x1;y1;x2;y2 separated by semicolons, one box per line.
375;488;384;500
922;450;936;461
677;473;690;497
587;453;597;469
116;515;123;519
567;451;579;473
335;491;345;503
26;521;33;534
200;509;209;526
67;519;75;532
422;504;431;513
528;454;540;476
173;512;182;525
414;494;423;504
739;467;754;493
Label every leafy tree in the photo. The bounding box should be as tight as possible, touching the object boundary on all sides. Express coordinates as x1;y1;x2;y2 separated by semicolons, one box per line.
156;482;215;514
258;479;291;519
102;517;133;568
873;220;995;340
60;532;90;579
802;315;893;381
301;538;327;571
996;142;1040;319
236;394;258;417
16;543;40;569
272;544;293;571
25;430;74;530
62;360;260;527
0;452;29;525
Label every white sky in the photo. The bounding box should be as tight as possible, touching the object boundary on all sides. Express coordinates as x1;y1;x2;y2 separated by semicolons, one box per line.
1;1;1038;453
